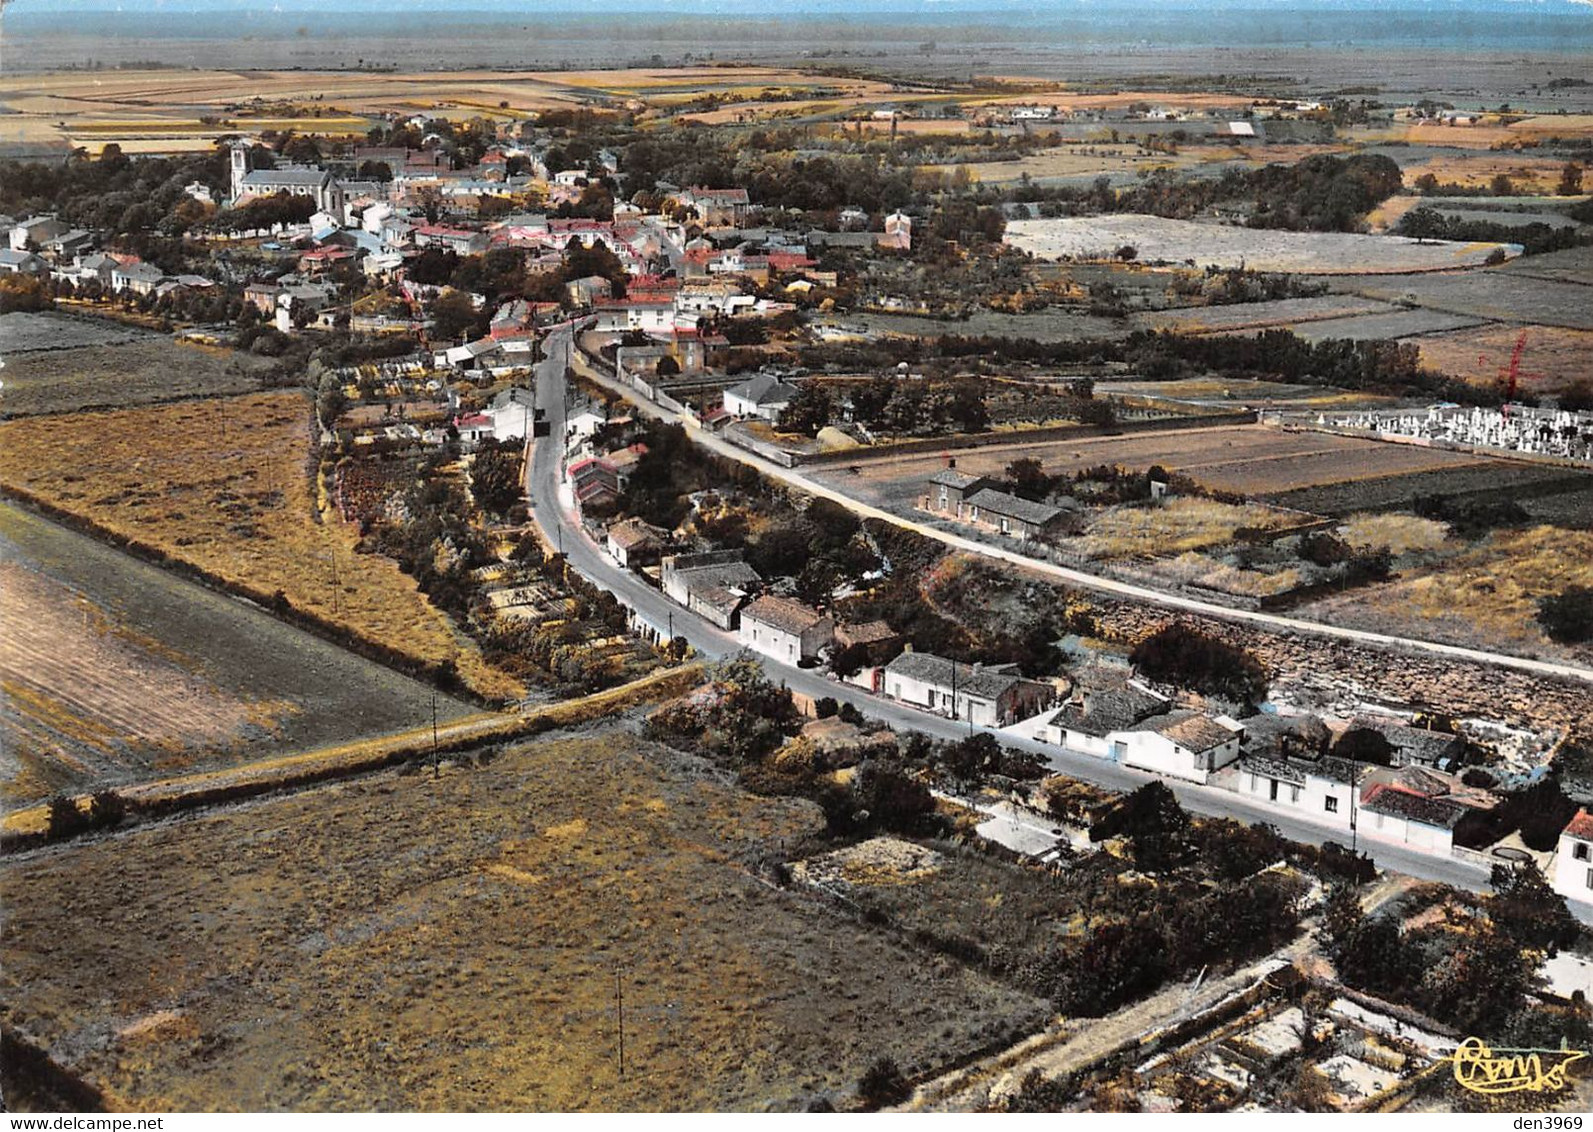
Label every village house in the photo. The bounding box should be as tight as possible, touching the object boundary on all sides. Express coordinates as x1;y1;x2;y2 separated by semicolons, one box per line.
723;372;801;422
674;186;750;227
883;651;1054;728
1553;809;1593;905
1114;711;1245;784
567;455;620;510
961;487;1069;543
1352;718;1468;769
1236;752;1360;828
738;595;834;666
1358;784;1468;854
413;225;489;256
1038;683;1170;756
110;260;166;296
877;210;912;251
0;249;47;275
660;550;761;630
565;274;613;307
925;467;993;517
10;215;69;252
605;517;672;570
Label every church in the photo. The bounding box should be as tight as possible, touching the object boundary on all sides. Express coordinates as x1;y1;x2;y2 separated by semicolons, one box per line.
230;141;345;216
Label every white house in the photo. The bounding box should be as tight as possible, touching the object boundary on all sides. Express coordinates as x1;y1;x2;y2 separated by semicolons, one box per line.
1553;809;1593;906
1236;753;1359;829
738;595;834;666
1038;683;1168;756
110;260;166;295
1357;784;1466;854
605;517;671;569
660;550;761;630
883;651;1053;729
485;387;534;441
0;249;47;275
1113;712;1244;784
723;373;801;422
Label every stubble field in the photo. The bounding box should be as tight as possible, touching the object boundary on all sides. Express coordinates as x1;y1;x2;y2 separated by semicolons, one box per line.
0;730;1047;1111
0;499;475;804
0;392;519;701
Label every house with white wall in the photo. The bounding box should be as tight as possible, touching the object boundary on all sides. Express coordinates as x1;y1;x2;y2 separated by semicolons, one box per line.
738;595;834;665
1236;753;1359;829
1037;684;1168;756
1114;712;1245;784
883;651;1054;729
1553;809;1593;906
723;373;800;422
1357;784;1467;854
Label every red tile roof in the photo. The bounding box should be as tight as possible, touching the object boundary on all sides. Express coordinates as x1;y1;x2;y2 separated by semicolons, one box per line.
1567;808;1593;841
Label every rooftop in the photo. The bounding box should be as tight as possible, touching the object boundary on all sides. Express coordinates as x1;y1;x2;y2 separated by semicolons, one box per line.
1361;785;1467;830
1146;711;1239;753
964;487;1065;528
743;595;829;636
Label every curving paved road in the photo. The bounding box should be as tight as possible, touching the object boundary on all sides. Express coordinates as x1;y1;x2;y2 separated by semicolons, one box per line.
562;328;1593;688
527;328;1593;918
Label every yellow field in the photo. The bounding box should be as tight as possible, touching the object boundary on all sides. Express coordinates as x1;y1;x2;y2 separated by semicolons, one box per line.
0;393;520;701
1075;497;1300;560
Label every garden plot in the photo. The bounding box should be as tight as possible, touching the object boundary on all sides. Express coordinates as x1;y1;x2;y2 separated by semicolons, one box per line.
0;310;159;352
1004;215;1516;274
1497;243;1593;287
0;335;274;416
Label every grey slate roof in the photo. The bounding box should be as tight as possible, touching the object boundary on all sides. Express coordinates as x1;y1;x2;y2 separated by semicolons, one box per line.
1362;786;1467;830
1240;753;1308;785
884;652;1024;701
243;168;334;188
928;468;986;491
1055;686;1169;736
727;372;800;407
965;487;1064;528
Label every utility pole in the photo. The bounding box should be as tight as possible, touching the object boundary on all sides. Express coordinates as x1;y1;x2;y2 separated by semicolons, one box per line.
431;690;439;779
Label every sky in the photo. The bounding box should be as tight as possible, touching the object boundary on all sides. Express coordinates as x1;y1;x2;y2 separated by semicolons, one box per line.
7;0;1592;11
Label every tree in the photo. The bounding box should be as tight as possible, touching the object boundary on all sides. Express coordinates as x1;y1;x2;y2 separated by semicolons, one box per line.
776;381;833;437
1333;726;1395;766
428;290;478;343
1006;457;1051;502
1490;173;1515;197
1089;781;1191;872
654;355;680;378
1489;862;1581;953
46;795;89;840
1128;622;1269;704
1558;161;1584;197
470;439;524;516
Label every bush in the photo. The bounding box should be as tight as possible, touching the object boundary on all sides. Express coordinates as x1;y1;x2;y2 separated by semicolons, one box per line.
46;795;90;840
858;1057;911;1110
814;696;839;719
1538;586;1593;644
838;701;865;726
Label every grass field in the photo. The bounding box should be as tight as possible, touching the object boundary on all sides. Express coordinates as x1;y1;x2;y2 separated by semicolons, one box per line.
1130;295;1392;334
0;499;476;805
1074;497;1300;560
0;318;277;415
1333;270;1593;332
1295;525;1593;663
1005;215;1515;273
0;393;519;701
0;730;1047;1111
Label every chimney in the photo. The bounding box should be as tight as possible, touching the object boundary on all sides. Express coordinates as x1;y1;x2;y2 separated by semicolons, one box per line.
947;456;957;469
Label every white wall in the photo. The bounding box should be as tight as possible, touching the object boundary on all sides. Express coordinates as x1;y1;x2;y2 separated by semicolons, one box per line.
1361;809;1453;854
1553;833;1593;904
740;619;802;664
1115;731;1208;783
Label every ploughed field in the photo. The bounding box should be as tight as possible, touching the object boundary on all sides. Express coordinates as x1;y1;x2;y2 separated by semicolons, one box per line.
0;500;473;804
0;730;1046;1111
0;392;520;701
0;312;275;416
1004;215;1516;274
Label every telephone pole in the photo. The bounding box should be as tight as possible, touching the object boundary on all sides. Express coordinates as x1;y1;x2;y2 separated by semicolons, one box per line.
616;968;626;1079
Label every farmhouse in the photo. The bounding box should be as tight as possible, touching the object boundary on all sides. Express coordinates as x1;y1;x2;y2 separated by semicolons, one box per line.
1114;712;1245;784
110;260;166;296
661;550;761;630
723;373;801;422
883;651;1054;728
961;487;1068;542
925;467;993;516
1553;809;1593;905
1353;719;1468;769
9;215;68;251
737;595;834;665
414;225;489;256
878;211;912;251
674;186;750;227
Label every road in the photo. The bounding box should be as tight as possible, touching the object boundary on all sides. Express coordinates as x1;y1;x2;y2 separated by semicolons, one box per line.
561;331;1593;689
523;327;1593;918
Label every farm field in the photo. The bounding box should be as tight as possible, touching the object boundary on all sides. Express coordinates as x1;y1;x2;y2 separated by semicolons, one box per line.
0;323;277;416
809;424;1489;514
831;308;1127;342
1294;525;1593;663
1403;323;1593;398
0;500;473;805
1005;215;1515;274
0;730;1047;1111
1097;377;1403;411
1129;295;1393;334
1073;496;1302;560
1263;308;1486;343
1498;243;1593;287
1329;270;1593;331
1261;461;1593;517
0;392;520;701
924;147;1207;187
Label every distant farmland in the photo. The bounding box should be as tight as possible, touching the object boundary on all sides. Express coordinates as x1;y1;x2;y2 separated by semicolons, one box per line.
1004;214;1517;273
